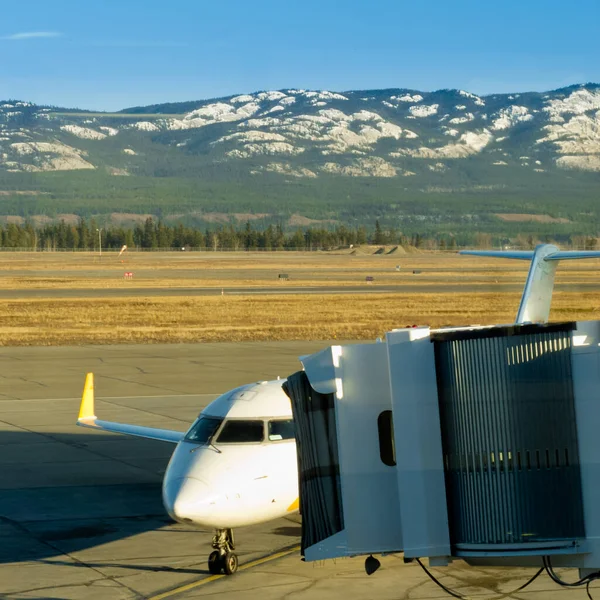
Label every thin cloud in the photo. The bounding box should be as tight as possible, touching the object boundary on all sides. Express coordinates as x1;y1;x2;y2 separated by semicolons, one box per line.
2;31;62;40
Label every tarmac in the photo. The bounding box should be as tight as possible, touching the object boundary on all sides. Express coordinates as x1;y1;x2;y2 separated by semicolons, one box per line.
0;343;594;599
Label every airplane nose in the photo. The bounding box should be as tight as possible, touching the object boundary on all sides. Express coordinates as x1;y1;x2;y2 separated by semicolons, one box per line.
163;477;216;523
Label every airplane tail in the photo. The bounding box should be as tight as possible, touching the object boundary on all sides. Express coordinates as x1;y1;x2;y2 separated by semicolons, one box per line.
460;244;600;324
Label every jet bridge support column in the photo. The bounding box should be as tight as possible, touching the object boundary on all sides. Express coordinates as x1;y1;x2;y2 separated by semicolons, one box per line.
386;327;451;561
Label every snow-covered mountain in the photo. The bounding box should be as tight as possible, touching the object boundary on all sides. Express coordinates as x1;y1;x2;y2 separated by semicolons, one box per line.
0;84;599;231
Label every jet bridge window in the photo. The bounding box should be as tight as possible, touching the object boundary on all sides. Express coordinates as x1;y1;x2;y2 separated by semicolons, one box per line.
268;419;295;441
217;420;264;444
377;410;396;467
184;416;223;444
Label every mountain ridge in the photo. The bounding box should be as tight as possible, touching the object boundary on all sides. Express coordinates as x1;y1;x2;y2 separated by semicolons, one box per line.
1;84;599;235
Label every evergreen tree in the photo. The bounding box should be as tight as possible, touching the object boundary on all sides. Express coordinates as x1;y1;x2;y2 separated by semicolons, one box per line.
373;220;384;245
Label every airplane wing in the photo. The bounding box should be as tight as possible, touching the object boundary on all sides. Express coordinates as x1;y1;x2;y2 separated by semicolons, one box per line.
76;373;185;444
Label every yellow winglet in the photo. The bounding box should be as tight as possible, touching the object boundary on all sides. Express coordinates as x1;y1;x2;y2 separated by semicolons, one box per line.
78;373;96;420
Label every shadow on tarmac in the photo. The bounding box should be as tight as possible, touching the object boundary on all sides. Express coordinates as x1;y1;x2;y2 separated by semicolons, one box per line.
0;431;174;565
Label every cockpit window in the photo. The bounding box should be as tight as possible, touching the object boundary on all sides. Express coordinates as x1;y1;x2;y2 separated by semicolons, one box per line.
268;419;295;441
216;420;264;443
184;416;223;444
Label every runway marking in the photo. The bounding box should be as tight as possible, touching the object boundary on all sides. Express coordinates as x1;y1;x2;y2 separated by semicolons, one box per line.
147;545;301;600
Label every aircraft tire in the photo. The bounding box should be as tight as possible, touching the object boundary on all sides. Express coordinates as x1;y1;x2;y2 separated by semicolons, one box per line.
223;552;238;575
208;551;222;574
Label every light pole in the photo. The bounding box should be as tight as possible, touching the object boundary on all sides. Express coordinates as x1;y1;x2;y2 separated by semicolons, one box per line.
96;228;103;257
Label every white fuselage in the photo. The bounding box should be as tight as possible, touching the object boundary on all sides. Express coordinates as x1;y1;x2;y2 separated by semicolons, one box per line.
162;380;299;529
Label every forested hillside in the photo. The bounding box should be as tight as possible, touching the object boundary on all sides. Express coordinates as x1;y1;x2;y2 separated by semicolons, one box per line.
0;85;599;238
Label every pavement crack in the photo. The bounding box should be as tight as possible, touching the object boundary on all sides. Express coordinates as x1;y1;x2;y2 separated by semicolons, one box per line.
18;376;48;387
100;373;182;395
282;580;317;599
5;578;107;596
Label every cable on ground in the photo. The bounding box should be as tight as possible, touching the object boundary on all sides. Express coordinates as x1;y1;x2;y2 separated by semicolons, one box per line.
416;557;544;600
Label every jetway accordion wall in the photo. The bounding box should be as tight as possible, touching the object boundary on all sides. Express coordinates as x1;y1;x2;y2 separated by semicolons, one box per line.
433;324;585;550
286;321;600;569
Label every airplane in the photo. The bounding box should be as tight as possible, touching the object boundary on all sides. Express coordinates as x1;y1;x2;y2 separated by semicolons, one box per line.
76;244;600;576
77;377;299;575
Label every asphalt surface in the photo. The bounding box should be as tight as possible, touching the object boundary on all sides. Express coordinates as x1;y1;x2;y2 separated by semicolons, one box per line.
0;342;320;600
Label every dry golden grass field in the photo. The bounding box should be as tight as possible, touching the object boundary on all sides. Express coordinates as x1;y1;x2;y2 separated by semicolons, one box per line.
0;250;598;345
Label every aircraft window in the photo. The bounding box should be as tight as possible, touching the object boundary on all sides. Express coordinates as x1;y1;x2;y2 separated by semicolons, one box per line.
268;419;295;441
184;416;223;444
217;420;264;443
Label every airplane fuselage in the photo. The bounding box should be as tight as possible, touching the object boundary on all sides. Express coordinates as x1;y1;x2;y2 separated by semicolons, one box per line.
161;380;299;529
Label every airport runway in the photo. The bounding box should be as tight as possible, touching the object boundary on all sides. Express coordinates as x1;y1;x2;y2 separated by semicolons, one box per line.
0;343;592;599
1;282;600;299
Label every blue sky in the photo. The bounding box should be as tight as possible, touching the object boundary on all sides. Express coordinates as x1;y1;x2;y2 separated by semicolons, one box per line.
1;0;598;111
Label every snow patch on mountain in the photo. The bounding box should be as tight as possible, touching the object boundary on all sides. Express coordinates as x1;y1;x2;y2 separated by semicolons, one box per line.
6;141;95;171
61;125;107;140
544;89;600;121
394;94;423;103
491;106;533;130
168;102;262;130
230;94;254;104
216;131;288;144
238;108;412;154
132;121;159;132
442;128;460;137
302;90;348;102
537;110;600;155
556;155;600;171
352;110;382;122
99;126;119;136
226;142;304;159
394;130;493;159
256;91;288;102
409;104;439;117
449;113;475;125
322;157;397;177
428;162;448;172
458;90;485;106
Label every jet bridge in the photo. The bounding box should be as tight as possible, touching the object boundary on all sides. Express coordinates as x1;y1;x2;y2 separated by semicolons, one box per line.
284;244;600;582
285;320;600;571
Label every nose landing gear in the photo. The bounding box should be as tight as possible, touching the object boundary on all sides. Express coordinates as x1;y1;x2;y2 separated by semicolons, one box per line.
208;528;238;575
